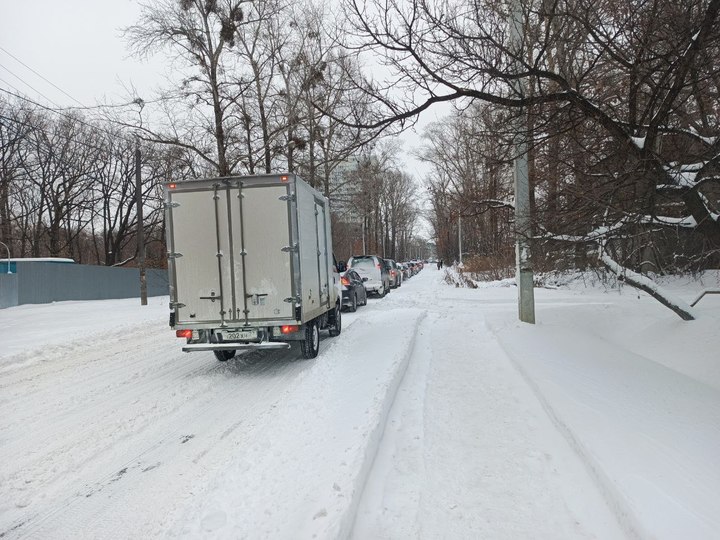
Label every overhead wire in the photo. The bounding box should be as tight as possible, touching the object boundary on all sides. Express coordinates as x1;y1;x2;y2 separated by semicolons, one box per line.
0;86;142;147
0;113;136;157
0;45;87;108
0;63;65;109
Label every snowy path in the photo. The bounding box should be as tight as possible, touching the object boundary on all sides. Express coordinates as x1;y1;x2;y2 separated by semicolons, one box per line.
1;269;717;539
351;271;625;539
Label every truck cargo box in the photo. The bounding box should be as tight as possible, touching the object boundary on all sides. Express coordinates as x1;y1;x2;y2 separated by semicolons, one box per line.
165;173;340;359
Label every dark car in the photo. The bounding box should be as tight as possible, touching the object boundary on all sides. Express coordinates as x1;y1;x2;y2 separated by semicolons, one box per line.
340;269;368;311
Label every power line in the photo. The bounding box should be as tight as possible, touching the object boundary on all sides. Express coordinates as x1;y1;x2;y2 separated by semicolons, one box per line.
0;113;136;157
0;85;140;146
0;63;64;109
0;45;87;108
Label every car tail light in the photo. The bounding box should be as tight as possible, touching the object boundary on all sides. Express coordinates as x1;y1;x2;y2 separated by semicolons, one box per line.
176;329;192;339
341;276;350;286
281;325;299;334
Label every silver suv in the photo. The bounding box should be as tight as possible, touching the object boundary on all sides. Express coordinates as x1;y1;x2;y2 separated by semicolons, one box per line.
347;255;391;297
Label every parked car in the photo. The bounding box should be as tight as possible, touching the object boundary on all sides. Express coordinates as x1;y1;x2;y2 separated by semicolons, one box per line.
340;269;368;312
347;255;391;297
385;259;402;288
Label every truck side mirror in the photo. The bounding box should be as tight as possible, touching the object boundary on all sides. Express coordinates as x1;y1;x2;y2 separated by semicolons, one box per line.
337;261;347;272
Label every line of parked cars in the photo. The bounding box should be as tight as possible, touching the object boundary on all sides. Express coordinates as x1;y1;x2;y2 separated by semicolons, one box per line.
336;255;425;312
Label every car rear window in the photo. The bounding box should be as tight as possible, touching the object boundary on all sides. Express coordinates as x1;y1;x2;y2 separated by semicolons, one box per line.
352;258;376;269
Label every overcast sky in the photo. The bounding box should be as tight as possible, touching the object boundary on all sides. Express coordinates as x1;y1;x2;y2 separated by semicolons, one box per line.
0;0;165;107
0;0;441;234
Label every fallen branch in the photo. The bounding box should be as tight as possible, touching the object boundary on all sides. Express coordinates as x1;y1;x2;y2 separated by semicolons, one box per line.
598;247;696;321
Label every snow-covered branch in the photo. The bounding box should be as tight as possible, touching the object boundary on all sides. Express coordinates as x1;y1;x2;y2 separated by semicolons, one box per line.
598;246;696;321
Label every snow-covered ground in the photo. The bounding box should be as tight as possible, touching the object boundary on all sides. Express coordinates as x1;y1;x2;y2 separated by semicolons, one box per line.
1;268;718;539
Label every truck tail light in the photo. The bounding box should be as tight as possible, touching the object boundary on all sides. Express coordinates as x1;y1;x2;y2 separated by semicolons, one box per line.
341;276;350;286
281;325;299;334
176;329;192;339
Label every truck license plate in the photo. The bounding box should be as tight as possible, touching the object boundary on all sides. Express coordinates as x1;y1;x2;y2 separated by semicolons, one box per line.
221;329;257;341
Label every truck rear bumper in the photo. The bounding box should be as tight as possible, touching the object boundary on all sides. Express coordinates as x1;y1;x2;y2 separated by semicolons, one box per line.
182;342;291;353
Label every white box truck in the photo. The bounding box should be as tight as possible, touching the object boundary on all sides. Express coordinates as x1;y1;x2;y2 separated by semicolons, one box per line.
164;173;341;360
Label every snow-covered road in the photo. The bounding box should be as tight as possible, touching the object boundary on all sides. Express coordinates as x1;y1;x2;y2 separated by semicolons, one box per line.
1;268;718;539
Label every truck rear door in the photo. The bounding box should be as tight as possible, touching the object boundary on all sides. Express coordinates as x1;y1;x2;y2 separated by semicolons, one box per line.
238;184;294;322
168;180;294;326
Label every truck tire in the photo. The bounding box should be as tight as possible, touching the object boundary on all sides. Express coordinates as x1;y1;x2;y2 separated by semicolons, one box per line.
214;349;236;362
378;285;386;298
301;321;320;359
329;303;342;337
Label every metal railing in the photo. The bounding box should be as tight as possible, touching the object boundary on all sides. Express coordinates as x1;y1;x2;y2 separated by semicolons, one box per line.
690;289;720;307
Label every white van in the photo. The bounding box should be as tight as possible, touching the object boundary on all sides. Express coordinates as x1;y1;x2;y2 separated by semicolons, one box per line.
347;255;391;297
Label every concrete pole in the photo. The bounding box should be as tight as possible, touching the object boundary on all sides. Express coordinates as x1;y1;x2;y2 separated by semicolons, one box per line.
0;241;10;273
509;0;535;323
362;219;366;254
136;139;147;306
458;213;463;265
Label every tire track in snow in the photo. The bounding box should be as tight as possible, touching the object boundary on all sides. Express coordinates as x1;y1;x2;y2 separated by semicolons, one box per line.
494;332;642;539
0;334;314;539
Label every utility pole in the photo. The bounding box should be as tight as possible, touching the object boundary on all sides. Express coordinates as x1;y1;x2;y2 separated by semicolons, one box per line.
0;241;10;273
136;138;147;306
458;213;463;265
509;0;535;323
361;219;366;254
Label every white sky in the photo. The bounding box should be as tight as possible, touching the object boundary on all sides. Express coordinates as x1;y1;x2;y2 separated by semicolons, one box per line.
0;0;438;236
0;0;164;107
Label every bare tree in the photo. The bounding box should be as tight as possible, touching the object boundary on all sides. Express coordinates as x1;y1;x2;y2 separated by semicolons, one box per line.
342;0;720;318
126;0;254;175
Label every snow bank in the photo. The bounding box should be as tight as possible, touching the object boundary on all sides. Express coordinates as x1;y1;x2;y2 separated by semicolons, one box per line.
489;320;720;539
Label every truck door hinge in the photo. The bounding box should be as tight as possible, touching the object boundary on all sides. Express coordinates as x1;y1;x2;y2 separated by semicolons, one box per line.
281;244;298;253
284;297;301;305
167;252;183;259
278;194;295;202
163;202;180;209
169;302;185;309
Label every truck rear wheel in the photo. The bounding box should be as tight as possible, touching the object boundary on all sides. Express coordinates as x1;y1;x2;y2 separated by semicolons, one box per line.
214;349;236;362
301;321;320;359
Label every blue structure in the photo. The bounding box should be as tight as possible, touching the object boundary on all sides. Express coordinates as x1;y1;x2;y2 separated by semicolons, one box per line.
0;259;168;309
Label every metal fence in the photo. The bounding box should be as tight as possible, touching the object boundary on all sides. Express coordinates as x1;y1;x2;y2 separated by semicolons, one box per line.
0;261;168;309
